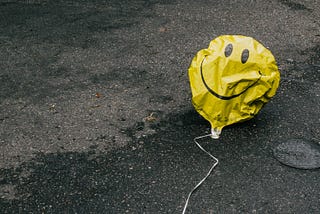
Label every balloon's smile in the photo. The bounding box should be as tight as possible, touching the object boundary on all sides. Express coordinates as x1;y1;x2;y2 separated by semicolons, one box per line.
200;55;262;100
188;35;280;133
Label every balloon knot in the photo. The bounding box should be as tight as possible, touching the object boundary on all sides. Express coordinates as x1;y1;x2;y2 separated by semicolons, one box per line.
211;128;221;139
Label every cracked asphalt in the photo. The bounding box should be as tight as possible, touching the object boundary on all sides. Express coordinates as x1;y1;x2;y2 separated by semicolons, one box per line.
0;0;319;213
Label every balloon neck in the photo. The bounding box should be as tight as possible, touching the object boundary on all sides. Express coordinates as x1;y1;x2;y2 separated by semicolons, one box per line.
211;128;221;139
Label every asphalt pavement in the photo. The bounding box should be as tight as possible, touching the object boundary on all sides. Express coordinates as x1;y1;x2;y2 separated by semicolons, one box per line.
0;0;319;213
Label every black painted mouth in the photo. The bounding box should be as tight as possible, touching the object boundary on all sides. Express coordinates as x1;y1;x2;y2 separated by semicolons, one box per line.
200;56;262;100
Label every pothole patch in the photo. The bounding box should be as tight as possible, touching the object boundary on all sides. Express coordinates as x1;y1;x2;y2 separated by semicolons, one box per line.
273;139;320;169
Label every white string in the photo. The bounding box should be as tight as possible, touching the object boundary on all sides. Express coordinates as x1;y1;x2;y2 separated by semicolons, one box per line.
182;134;219;214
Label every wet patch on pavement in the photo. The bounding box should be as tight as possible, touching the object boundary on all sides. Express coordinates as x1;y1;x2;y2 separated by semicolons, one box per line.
1;106;319;213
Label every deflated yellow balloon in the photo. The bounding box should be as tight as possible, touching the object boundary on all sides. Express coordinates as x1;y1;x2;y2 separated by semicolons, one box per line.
188;35;280;138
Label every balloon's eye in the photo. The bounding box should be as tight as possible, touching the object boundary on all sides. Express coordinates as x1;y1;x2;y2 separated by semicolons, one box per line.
224;44;233;57
241;49;249;63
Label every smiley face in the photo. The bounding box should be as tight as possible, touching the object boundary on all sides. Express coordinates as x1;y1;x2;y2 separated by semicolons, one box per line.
188;35;280;132
199;35;275;100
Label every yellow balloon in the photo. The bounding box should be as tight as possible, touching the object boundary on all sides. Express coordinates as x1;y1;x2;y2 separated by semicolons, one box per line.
188;35;280;138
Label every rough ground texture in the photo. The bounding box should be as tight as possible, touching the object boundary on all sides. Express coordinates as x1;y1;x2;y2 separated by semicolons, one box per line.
0;0;319;213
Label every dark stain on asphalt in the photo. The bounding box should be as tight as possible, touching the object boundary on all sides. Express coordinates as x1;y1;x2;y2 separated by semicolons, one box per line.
0;0;174;41
0;0;175;103
1;107;319;213
278;0;311;11
0;66;89;102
